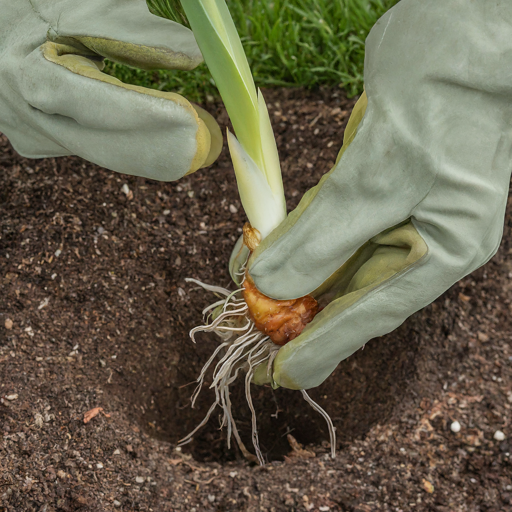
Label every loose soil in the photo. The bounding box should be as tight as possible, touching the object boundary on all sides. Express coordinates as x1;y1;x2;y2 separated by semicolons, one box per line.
1;87;511;512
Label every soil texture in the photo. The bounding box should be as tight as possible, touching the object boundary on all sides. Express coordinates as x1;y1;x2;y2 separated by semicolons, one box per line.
1;87;511;511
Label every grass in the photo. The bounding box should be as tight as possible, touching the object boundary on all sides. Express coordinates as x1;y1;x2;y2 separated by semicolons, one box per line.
106;0;399;101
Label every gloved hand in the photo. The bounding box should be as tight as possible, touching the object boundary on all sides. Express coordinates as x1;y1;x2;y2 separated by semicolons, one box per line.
242;0;512;390
0;0;222;180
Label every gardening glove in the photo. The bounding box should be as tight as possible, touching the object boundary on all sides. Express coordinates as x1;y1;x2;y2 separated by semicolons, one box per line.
0;0;222;181
244;0;512;389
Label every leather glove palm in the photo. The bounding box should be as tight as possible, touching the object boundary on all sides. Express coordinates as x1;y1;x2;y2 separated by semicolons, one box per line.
0;0;222;180
244;0;512;390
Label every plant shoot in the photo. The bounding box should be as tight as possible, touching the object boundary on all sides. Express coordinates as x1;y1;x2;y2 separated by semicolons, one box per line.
177;0;336;463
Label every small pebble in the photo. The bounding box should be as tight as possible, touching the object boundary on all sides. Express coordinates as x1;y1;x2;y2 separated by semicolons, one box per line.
4;318;13;330
6;394;18;401
450;421;461;433
494;430;505;441
34;413;44;428
477;331;489;342
38;297;50;310
208;495;216;503
96;463;103;469
422;479;434;494
135;476;145;484
113;500;121;507
229;204;238;214
113;449;121;455
121;184;130;195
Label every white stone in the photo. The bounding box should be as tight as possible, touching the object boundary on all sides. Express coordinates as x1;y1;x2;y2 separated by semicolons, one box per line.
494;430;506;441
450;421;461;433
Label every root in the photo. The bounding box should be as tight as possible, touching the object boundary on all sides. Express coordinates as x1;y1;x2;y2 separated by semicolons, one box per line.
301;390;337;459
178;276;272;463
180;275;337;464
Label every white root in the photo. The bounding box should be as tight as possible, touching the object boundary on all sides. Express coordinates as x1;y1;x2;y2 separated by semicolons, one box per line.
178;278;272;461
179;277;337;464
301;390;337;459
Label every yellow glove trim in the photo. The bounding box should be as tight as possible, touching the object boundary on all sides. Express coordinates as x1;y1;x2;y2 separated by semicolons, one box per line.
335;90;368;166
55;35;202;71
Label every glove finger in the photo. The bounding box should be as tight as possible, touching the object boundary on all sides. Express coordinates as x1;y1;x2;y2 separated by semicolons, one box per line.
267;224;431;389
16;42;221;180
273;186;507;390
45;0;202;71
228;93;369;289
248;89;434;300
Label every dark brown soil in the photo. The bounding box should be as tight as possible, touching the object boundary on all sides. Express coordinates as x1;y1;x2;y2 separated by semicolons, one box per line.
1;87;511;512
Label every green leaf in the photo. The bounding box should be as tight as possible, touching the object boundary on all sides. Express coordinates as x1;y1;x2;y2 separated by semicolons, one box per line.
181;0;286;238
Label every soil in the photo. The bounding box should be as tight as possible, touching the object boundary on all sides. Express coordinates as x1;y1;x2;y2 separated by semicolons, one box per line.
1;87;511;512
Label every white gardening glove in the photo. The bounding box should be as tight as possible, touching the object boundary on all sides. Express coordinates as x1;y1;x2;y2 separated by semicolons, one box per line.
246;0;512;389
0;0;222;180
